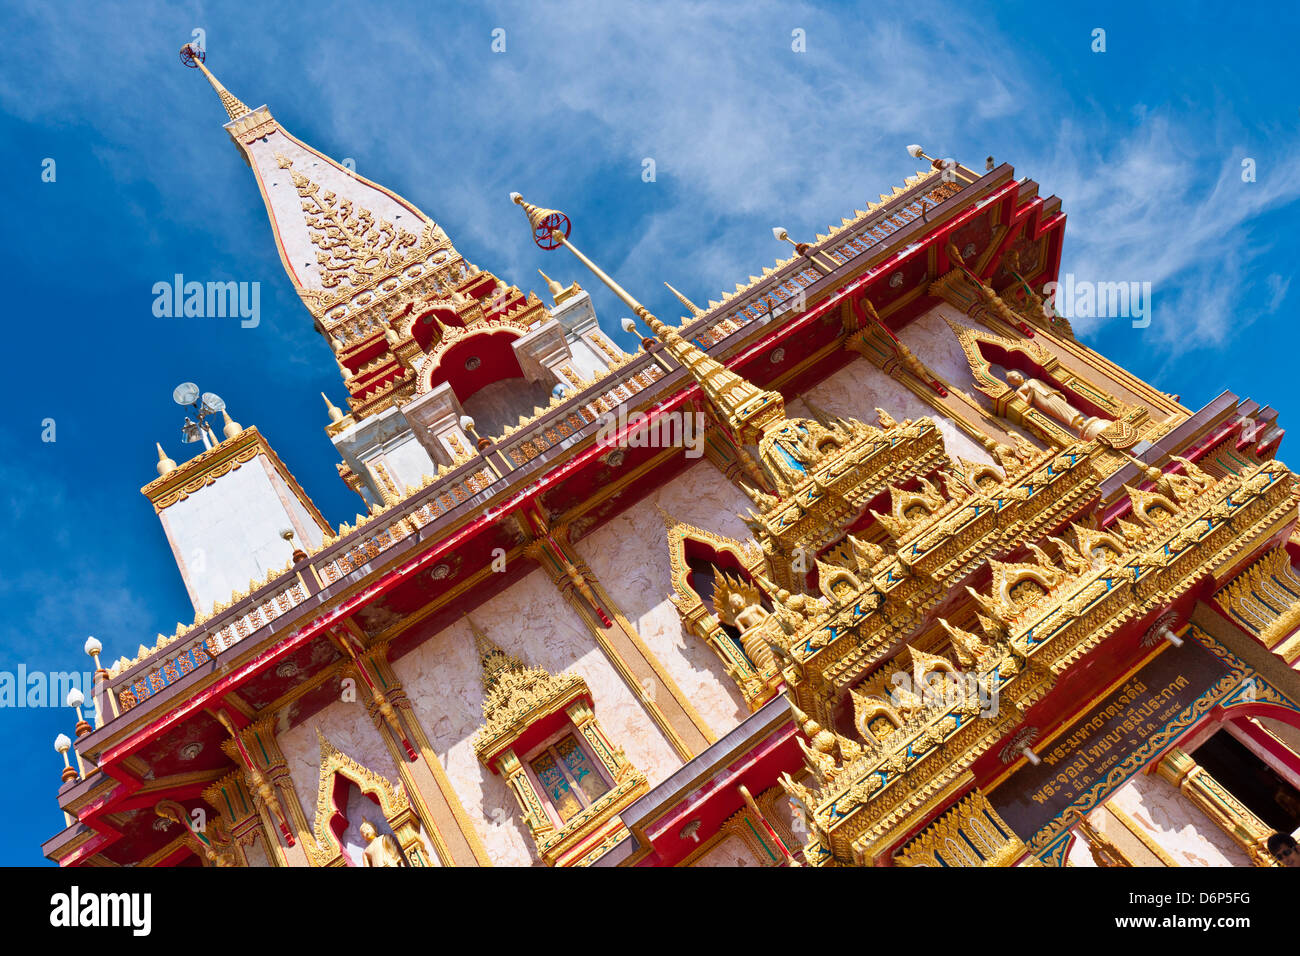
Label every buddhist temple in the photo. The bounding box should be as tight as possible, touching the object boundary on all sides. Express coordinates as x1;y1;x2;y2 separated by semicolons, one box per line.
42;45;1300;869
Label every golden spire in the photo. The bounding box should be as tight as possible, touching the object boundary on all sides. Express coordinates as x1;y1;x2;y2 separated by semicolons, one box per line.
155;443;177;477
469;617;524;692
664;282;703;317
184;48;252;122
510;190;785;445
321;392;344;424
637;308;786;446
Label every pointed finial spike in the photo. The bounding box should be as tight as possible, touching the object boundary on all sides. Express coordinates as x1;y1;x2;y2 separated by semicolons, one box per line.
664;282;704;317
181;46;253;122
221;409;243;440
155;442;177;476
538;269;565;302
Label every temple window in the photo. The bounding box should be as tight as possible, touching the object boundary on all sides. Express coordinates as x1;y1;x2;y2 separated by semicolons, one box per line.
470;620;649;866
526;732;613;826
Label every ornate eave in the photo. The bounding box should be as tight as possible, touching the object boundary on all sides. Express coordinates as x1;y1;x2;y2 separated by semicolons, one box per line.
791;460;1294;864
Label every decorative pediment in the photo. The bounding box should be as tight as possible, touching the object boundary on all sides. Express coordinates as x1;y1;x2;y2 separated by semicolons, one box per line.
815;559;864;604
1125;485;1181;529
470;619;590;766
851;688;905;742
275;152;441;303
956;457;1005;492
966;556;1063;628
1069;524;1128;566
757;418;878;496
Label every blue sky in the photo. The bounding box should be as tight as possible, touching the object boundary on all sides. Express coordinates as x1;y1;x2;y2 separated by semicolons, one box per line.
1;0;1296;864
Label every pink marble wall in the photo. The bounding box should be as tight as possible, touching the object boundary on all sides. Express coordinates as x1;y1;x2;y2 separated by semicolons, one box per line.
575;459;753;739
1107;772;1254;867
389;568;682;865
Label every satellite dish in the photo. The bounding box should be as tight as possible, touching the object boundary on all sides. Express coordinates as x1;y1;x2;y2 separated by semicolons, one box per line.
200;392;226;415
173;382;200;406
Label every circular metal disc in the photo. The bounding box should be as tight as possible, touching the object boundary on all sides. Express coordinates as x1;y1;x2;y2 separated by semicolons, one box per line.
200;392;226;413
173;382;200;405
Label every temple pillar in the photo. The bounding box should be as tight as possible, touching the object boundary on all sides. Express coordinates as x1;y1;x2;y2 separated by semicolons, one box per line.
215;711;314;866
202;771;277;866
329;621;491;865
525;520;716;759
368;651;495;866
1154;747;1280;866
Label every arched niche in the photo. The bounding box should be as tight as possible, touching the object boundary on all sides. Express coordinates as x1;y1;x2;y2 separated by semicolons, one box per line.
417;327;554;437
663;513;778;709
305;729;434;867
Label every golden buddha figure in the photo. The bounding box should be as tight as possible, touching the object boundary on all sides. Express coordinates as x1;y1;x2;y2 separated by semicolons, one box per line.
359;819;406;867
1005;369;1107;440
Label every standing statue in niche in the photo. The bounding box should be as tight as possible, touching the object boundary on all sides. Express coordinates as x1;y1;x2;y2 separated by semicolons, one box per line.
713;572;777;674
1004;369;1107;440
359;819;407;867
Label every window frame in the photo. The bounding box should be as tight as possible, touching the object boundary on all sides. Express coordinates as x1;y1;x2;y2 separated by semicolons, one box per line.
521;725;614;829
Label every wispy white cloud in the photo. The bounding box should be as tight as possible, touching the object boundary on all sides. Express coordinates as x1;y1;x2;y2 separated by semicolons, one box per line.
1266;273;1290;313
1045;113;1300;355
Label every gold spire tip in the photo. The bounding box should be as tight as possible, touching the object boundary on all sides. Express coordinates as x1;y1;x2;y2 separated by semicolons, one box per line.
180;45;252;122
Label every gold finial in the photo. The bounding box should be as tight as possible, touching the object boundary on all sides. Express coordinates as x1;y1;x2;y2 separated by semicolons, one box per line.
221;410;243;440
664;282;703;317
155;442;177;476
321;392;344;424
181;46;252;122
638;308;786;445
538;269;564;299
538;268;580;307
510;190;785;444
510;192;571;249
